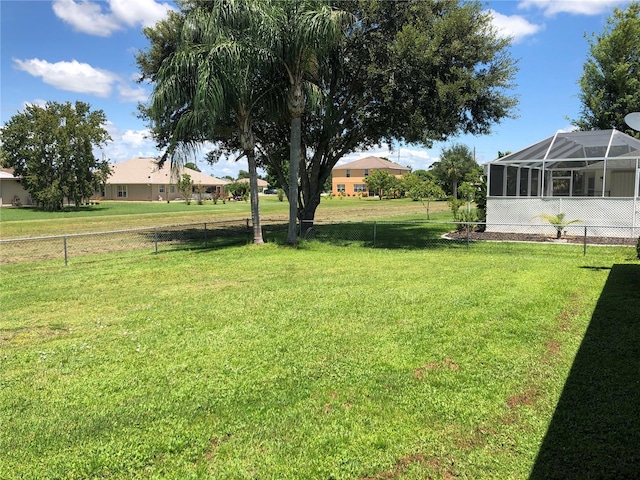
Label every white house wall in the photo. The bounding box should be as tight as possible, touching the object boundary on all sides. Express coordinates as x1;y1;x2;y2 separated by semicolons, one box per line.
0;179;32;206
486;197;640;237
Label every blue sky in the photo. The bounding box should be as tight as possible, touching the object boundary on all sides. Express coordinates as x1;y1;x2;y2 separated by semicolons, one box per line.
1;0;633;179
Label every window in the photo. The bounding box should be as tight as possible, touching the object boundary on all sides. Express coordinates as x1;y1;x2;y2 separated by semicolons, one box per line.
354;184;367;192
337;184;345;192
346;169;351;178
170;185;176;193
364;169;369;177
159;185;165;193
117;185;127;198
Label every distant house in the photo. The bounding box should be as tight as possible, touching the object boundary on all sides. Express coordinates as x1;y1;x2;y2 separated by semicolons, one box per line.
103;157;229;202
0;168;31;206
236;177;268;192
332;156;410;196
486;129;640;237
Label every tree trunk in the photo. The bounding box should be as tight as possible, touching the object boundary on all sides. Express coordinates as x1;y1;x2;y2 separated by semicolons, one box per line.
286;78;305;245
300;191;322;233
287;115;301;244
247;149;264;245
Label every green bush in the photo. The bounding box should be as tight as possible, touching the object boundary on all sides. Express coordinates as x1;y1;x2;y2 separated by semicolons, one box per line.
636;236;640;259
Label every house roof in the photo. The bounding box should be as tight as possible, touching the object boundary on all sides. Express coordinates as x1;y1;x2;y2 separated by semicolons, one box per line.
107;157;229;186
236;177;268;187
333;156;410;171
0;168;17;179
490;130;640;169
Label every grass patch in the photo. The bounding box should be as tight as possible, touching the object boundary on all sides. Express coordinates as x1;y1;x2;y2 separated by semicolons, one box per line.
1;240;637;479
0;197;450;239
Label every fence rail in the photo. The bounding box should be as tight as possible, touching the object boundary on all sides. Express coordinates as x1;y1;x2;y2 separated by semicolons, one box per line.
1;220;638;266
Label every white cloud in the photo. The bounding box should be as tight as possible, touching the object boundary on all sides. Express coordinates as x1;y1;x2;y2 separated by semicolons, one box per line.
557;124;579;133
14;58;150;103
52;0;122;37
118;84;149;103
487;10;544;43
52;0;175;37
121;129;152;148
107;0;175;28
13;58;117;97
22;99;48;110
518;0;628;16
96;121;158;163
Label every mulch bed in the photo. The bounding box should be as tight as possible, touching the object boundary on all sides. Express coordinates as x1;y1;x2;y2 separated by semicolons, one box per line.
444;230;637;246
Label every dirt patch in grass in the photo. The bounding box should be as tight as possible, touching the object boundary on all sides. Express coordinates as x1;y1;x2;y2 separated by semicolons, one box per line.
456;425;496;451
414;358;459;379
362;453;458;480
507;388;540;409
1;325;69;344
204;434;231;462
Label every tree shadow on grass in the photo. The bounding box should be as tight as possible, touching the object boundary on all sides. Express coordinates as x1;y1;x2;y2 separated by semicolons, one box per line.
529;264;640;479
298;222;467;250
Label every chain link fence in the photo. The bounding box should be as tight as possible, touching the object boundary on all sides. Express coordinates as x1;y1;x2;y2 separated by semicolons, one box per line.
299;220;638;252
0;220;255;266
1;219;638;266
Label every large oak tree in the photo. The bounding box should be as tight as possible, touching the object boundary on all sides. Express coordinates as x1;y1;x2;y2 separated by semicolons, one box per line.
0;101;111;211
257;0;517;229
138;0;518;237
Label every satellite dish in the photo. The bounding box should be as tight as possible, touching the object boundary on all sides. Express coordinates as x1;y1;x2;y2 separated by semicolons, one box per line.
624;112;640;131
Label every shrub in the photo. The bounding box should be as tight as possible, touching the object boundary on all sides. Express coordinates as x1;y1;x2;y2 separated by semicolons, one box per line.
636;236;640;259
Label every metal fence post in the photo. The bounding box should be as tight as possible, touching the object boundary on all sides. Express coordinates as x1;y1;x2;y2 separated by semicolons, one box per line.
583;226;587;256
63;236;68;266
466;223;470;250
373;221;377;248
154;227;158;254
204;222;207;248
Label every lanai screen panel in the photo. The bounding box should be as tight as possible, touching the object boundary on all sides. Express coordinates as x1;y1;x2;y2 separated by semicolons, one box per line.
488;130;640;198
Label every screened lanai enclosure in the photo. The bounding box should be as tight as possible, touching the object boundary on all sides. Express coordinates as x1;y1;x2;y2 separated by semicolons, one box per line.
486;129;640;238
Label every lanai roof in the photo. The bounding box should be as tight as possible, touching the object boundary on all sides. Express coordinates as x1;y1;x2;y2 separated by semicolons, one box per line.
490;130;640;168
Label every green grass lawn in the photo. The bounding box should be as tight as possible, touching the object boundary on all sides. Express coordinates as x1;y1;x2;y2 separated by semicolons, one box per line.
0;197;450;239
2;239;638;479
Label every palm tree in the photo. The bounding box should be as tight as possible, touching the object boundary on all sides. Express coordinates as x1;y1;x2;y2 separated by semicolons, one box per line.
534;213;582;239
267;0;352;244
149;0;271;244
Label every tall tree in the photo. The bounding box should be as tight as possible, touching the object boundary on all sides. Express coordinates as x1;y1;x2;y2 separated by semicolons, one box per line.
267;0;352;244
258;0;517;230
139;0;517;236
0;101;111;211
430;144;478;199
145;0;271;244
572;2;640;137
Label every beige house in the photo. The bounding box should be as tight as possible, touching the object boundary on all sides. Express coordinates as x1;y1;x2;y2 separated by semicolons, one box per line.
103;157;229;201
236;177;268;192
0;168;31;206
332;156;410;196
